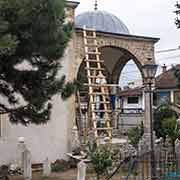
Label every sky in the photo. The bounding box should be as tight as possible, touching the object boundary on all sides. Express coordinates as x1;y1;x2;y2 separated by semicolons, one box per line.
73;0;180;87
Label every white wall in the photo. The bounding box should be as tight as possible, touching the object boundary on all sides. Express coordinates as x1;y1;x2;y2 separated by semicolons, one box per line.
0;38;76;165
0;3;79;165
122;96;143;109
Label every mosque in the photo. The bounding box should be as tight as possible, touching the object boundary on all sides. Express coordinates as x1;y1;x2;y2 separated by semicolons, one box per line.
0;0;159;165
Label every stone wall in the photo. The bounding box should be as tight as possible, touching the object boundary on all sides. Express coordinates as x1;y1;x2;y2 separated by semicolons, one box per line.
74;30;157;81
118;113;144;130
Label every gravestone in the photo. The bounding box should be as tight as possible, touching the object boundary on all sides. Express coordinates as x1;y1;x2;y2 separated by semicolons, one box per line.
22;149;32;180
88;129;95;149
71;125;81;152
0;165;9;180
43;158;51;177
77;161;87;180
17;137;26;169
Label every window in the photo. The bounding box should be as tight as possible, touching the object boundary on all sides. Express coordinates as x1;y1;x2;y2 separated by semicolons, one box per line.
158;91;170;105
127;97;139;104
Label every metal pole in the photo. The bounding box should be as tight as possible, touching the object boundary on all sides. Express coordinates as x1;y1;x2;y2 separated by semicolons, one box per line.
149;82;156;179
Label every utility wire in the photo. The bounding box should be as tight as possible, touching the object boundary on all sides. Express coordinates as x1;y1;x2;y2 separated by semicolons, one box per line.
156;55;180;61
156;47;180;53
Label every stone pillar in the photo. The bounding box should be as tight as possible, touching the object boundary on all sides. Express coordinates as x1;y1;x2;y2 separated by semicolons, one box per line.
170;90;174;104
143;85;152;149
143;85;155;179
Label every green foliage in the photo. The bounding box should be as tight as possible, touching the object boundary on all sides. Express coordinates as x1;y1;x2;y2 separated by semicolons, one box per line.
0;0;73;125
127;121;144;148
173;66;180;89
162;116;180;146
154;104;178;140
88;143;113;179
51;159;70;172
175;1;180;28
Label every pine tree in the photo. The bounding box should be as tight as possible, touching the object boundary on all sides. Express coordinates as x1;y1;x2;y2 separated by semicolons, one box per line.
0;0;73;125
175;1;180;28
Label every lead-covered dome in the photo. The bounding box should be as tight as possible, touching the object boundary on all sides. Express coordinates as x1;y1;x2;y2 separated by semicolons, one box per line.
75;10;130;35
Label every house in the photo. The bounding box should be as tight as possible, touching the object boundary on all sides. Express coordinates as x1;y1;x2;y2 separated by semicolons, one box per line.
117;87;144;130
117;64;180;130
154;64;180;106
119;87;144;114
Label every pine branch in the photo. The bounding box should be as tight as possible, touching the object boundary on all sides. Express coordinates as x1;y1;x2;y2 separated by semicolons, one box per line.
0;0;73;124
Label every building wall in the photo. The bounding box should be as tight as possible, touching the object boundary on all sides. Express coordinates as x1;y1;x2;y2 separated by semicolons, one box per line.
0;38;76;165
118;114;144;130
154;89;180;106
122;96;143;109
0;3;77;165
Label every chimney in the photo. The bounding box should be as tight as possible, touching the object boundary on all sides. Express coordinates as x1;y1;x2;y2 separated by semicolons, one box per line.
162;64;167;73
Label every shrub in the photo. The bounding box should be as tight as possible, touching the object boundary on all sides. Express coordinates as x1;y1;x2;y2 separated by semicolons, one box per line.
127;121;144;148
51;159;70;172
88;143;113;180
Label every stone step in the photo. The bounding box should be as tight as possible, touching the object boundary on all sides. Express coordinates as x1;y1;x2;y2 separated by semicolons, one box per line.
31;163;43;172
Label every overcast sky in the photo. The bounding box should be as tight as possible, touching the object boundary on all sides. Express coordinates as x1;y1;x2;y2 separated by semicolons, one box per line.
73;0;180;86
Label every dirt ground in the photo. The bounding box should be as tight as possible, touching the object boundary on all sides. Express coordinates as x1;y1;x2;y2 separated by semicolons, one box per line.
9;168;122;180
10;169;77;180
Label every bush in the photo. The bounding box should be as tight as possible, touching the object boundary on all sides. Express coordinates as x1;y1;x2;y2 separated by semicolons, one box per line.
127;121;144;148
88;143;113;180
51;159;70;172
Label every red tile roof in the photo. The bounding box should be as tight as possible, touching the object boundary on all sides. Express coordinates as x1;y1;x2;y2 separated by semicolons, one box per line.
155;65;180;89
119;87;143;97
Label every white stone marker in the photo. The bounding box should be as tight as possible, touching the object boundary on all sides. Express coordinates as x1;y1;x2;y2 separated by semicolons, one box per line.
22;149;32;180
71;125;81;152
77;161;87;180
17;137;26;169
43;158;51;177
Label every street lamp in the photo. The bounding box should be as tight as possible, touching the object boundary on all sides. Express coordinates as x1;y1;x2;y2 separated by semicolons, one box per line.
142;64;158;180
143;64;158;80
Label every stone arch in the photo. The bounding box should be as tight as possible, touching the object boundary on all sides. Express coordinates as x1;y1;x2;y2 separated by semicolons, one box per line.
98;45;145;84
76;58;112;84
74;31;155;81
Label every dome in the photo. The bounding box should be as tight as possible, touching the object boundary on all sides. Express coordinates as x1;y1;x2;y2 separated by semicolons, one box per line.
75;10;130;35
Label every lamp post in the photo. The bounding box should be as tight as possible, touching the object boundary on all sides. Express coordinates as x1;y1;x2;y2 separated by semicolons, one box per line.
142;64;158;180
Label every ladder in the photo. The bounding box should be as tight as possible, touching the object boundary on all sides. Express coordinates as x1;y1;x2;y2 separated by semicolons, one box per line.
83;27;113;145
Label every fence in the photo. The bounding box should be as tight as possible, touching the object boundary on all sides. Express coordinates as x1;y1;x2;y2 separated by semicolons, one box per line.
107;148;180;180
